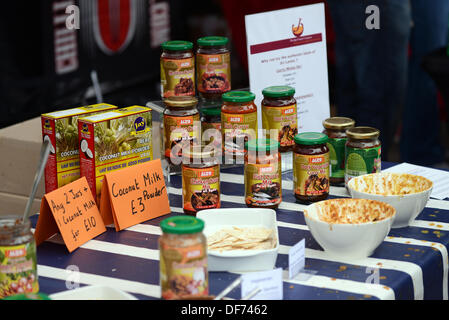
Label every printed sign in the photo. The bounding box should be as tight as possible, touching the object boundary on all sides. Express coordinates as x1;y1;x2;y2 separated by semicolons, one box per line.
34;177;106;253
241;268;283;300
99;159;171;231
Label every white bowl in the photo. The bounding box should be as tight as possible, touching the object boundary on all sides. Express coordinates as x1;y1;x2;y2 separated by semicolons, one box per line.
196;208;279;272
49;285;137;300
303;198;396;259
347;172;433;228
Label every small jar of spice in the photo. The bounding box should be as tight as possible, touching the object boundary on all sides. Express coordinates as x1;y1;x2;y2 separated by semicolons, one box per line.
160;40;195;98
159;216;208;300
244;139;282;209
322;117;355;185
345;126;381;187
293;132;330;203
0;217;39;299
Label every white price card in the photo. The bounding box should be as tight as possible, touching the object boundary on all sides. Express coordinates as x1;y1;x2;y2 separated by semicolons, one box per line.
289;238;305;279
245;3;330;132
241;268;283;300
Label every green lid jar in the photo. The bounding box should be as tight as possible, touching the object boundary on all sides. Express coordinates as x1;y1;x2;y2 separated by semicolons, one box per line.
222;91;256;103
196;36;231;100
159;215;208;300
293;132;330;203
262;85;296;98
160;41;195;99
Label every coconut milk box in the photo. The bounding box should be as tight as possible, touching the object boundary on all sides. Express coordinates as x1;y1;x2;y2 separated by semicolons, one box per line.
78;105;153;204
41;103;118;194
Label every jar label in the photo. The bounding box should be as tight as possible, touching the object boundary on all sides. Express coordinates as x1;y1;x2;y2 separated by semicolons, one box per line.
202;121;222;149
0;243;39;298
160;243;208;300
222;112;258;155
245;162;282;207
345;146;381;185
163;114;200;159
160;57;195;98
293;152;329;196
182;165;220;213
262;104;298;147
327;138;346;179
196;53;231;93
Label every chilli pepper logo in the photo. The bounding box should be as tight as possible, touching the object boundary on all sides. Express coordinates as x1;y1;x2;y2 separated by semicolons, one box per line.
292;18;304;37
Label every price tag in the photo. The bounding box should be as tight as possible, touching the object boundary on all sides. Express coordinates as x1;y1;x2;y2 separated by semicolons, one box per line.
99;158;170;231
241;268;283;300
34;177;106;253
289;238;305;279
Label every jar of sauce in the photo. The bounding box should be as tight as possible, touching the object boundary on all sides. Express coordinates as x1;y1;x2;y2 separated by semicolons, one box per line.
0;217;39;298
261;86;298;153
163;96;200;166
182;148;220;215
196;36;231;101
160;40;195;98
159;216;208;300
244;139;282;209
221;91;258;163
293;132;330;203
345;126;381;187
322;117;355;185
201;106;222;153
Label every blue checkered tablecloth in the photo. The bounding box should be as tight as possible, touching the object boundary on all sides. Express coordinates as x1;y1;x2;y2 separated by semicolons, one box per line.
32;162;449;300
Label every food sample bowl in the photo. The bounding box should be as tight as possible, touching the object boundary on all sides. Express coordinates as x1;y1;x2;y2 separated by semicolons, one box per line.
347;172;433;228
303;198;396;259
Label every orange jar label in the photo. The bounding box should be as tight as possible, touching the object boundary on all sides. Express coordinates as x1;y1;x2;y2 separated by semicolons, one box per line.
182;165;220;213
222;111;258;155
196;53;231;93
293;152;329;196
262;104;298;147
160;57;195;98
163;114;200;159
244;162;282;207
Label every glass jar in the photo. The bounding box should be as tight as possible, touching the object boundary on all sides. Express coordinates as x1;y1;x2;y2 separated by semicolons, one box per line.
196;36;231;101
201;106;222;152
0;217;39;299
221;91;258;162
261;86;298;153
159;216;208;300
163;96;200;166
322;117;355;185
182;148;220;215
293;132;330;203
345;126;381;187
160;40;195;98
244;139;282;209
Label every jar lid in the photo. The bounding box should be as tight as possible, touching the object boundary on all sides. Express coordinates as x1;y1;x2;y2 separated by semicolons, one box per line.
346;126;380;140
323;117;355;130
201;107;221;116
163;96;198;108
294;132;328;145
182;146;218;160
222;91;255;103
197;36;229;46
160;216;205;234
161;40;193;51
245;139;280;152
262;85;295;98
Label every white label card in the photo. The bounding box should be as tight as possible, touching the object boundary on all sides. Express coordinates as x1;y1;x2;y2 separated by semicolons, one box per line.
241;268;283;300
289;238;305;279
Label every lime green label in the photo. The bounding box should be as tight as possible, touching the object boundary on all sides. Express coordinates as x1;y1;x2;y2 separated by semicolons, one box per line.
327;138;346;179
345;146;381;184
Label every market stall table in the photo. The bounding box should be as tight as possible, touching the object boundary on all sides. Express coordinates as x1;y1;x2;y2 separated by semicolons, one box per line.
31;162;449;300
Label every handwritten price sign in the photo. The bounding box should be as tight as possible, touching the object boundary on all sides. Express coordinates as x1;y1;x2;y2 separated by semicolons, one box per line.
34;177;106;252
100;159;171;231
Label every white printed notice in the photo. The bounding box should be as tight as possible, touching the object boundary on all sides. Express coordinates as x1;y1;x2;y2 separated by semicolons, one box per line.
384;162;449;200
245;3;330;132
241;268;283;300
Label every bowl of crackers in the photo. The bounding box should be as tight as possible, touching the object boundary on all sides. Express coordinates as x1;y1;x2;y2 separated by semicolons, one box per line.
196;208;279;272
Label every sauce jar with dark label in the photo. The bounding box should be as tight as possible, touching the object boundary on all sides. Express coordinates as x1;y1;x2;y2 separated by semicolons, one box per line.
244;139;282;209
160;40;195;98
0;217;39;299
322;117;355;185
163;96;200;165
196;36;231;101
201;106;222;153
261;86;298;153
345;126;381;187
182;148;220;215
293;132;330;203
221;91;258;162
159;216;208;300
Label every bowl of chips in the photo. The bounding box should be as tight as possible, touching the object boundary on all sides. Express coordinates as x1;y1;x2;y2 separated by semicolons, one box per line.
196;208;279;272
